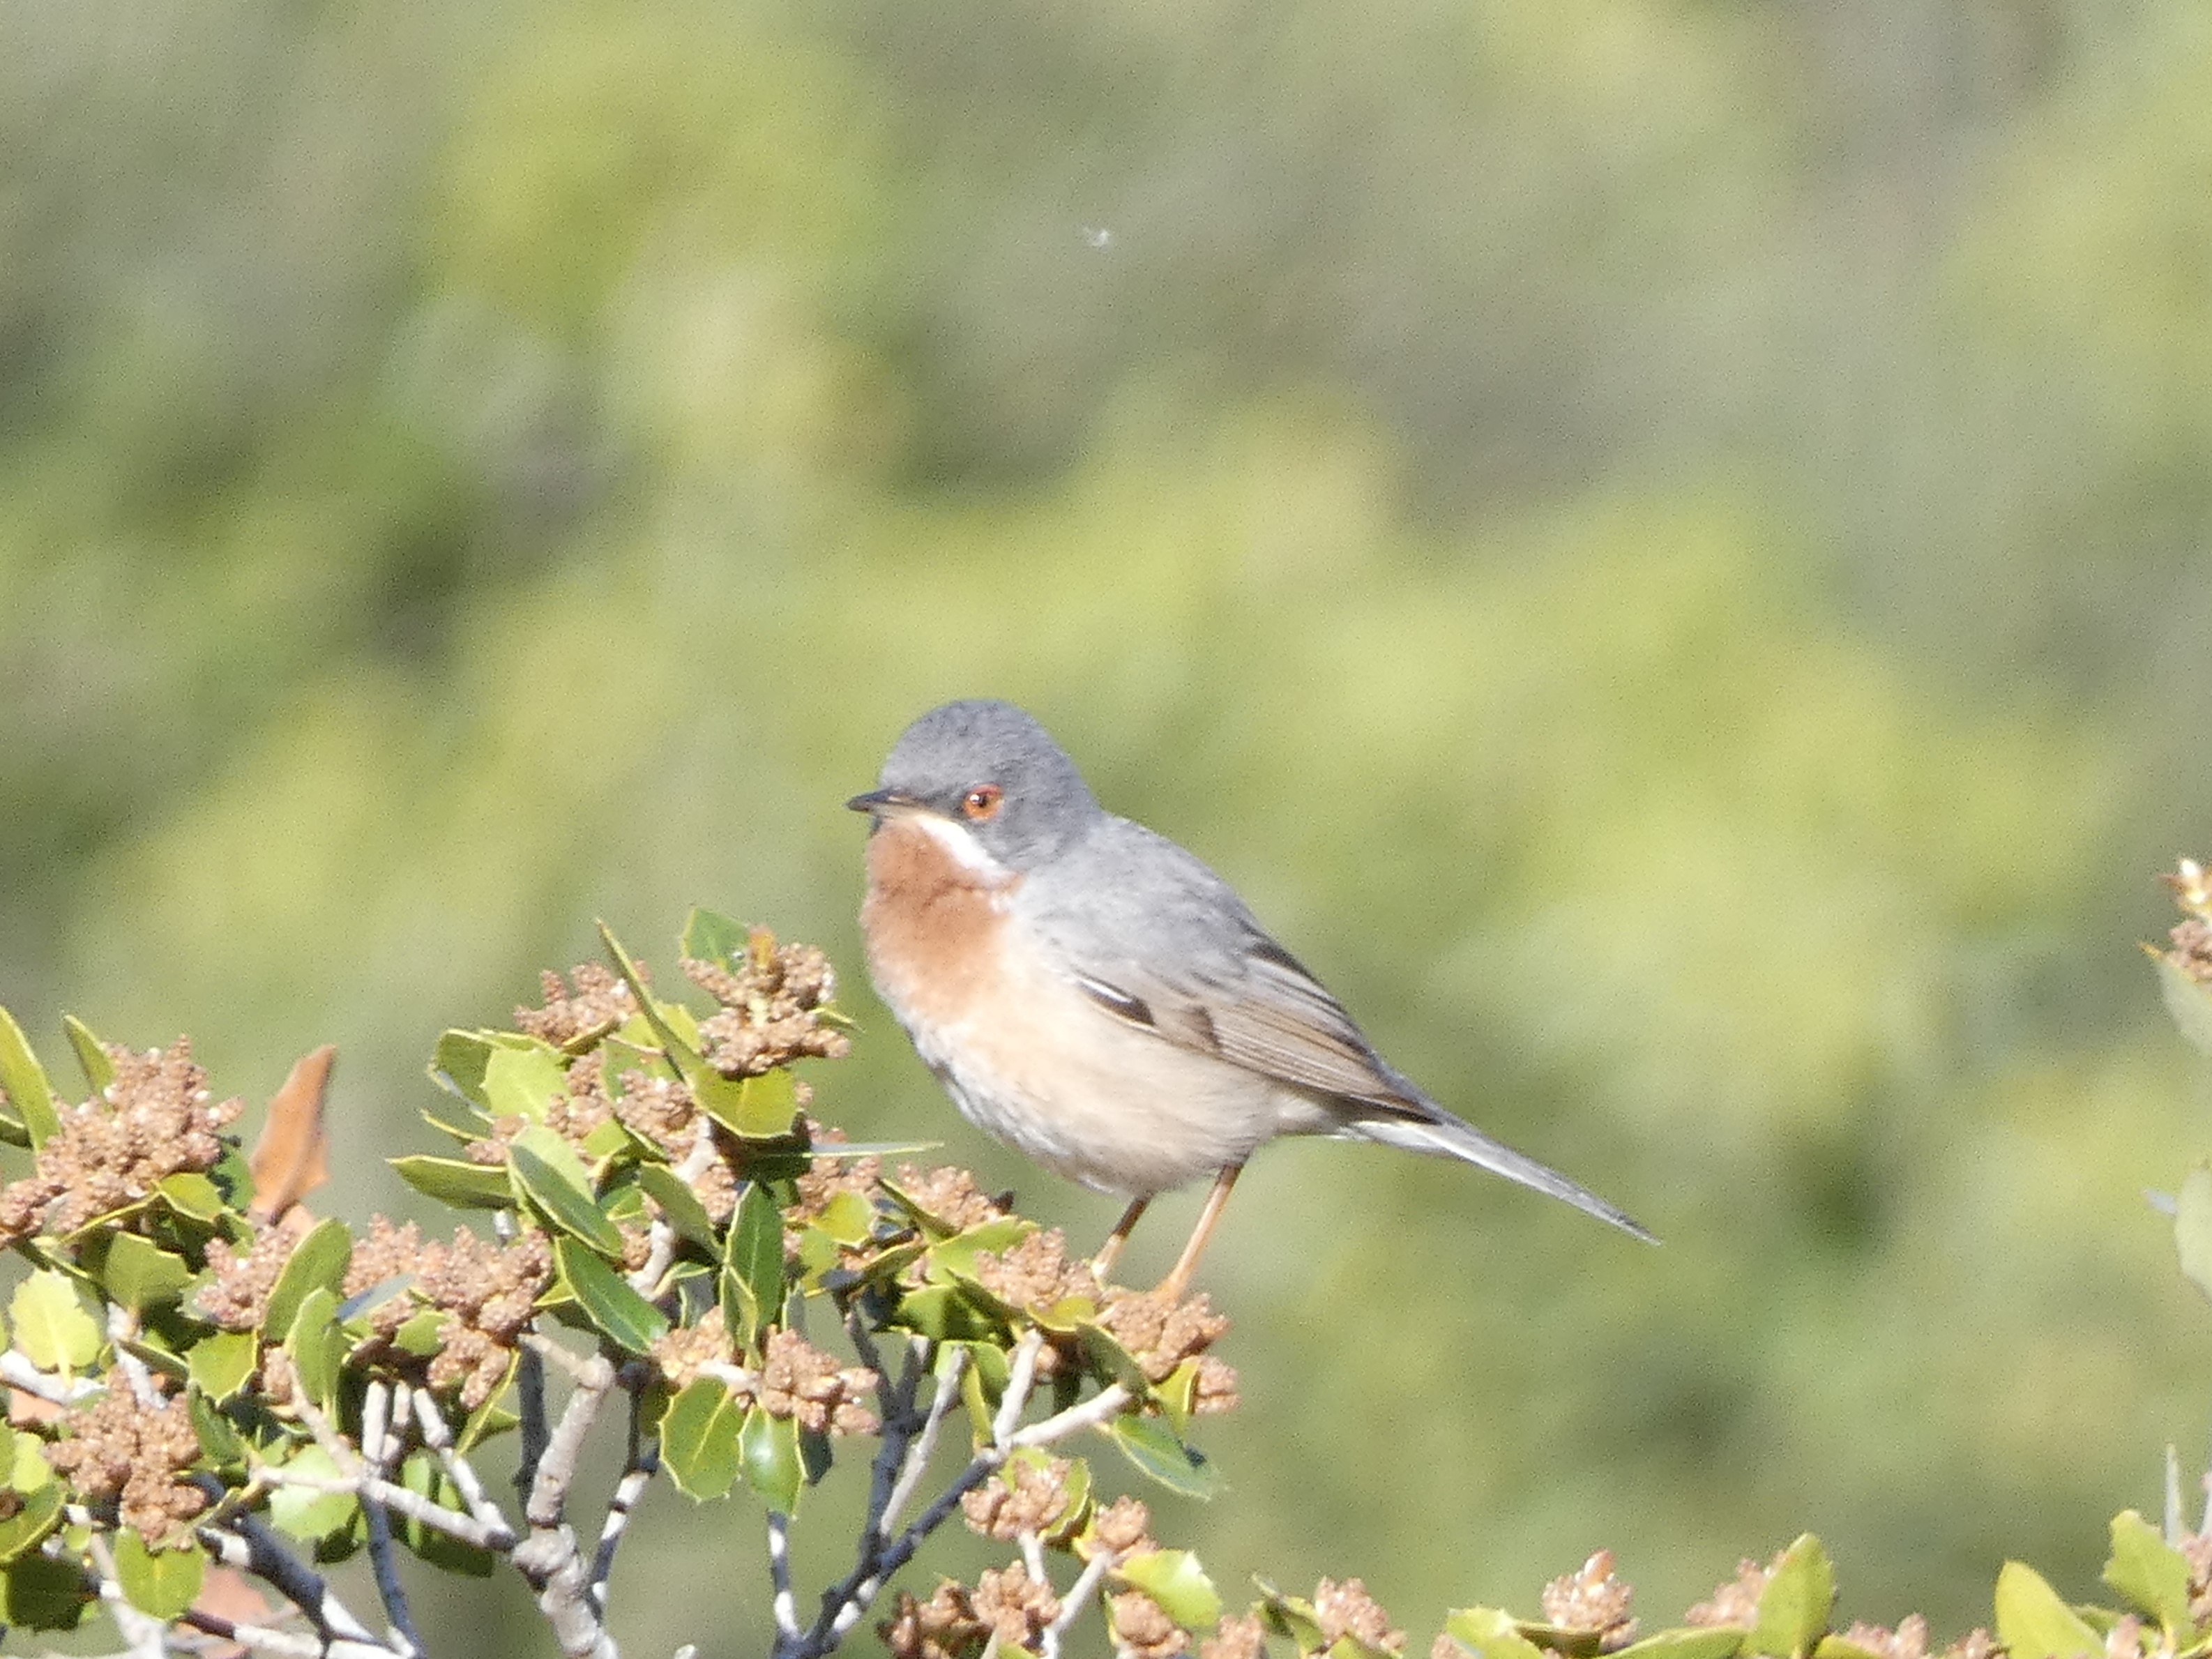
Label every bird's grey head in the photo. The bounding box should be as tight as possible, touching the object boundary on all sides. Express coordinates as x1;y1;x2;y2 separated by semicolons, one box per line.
848;699;1103;871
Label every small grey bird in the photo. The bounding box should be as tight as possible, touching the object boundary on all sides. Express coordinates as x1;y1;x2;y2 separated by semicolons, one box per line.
848;699;1651;1295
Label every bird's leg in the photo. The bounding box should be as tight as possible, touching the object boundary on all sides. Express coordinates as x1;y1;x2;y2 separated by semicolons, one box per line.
1091;1197;1150;1282
1155;1163;1244;1303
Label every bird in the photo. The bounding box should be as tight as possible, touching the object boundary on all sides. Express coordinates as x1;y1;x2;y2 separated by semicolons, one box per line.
847;698;1652;1299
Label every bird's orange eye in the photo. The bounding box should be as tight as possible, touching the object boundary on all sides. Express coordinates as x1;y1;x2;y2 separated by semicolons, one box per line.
960;785;1003;821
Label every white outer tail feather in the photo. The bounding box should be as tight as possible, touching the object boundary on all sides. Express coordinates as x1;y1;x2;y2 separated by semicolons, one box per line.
1346;1111;1656;1243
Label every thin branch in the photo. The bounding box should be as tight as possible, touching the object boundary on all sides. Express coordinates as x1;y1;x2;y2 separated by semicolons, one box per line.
190;1477;387;1653
766;1510;800;1642
104;1306;162;1412
881;1349;967;1540
514;1342;550;1510
589;1375;658;1613
258;1469;515;1552
510;1352;619;1659
992;1331;1045;1446
176;1607;326;1659
0;1349;103;1405
356;1382;425;1659
1040;1548;1119;1659
409;1387;509;1537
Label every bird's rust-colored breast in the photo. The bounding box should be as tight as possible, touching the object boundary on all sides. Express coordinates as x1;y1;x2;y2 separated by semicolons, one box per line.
859;817;1019;1030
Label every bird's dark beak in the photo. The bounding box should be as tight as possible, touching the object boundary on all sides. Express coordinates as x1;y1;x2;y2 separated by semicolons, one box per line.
846;787;924;817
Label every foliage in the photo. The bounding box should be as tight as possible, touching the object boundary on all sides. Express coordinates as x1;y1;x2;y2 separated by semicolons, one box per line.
0;878;2204;1655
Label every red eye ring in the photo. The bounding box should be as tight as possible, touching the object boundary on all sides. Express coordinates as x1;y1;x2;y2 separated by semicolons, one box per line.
960;785;1003;821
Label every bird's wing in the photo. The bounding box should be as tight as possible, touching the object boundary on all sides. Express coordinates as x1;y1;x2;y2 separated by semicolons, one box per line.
1027;819;1419;1109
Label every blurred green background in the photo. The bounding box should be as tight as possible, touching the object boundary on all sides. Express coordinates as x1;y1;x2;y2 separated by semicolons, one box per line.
8;0;2212;1649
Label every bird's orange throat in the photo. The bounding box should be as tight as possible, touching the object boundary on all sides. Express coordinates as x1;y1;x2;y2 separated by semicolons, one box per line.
860;816;1020;1031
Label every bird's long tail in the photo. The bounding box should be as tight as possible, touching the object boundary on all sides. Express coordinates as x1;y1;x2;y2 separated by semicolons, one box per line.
1347;1105;1656;1243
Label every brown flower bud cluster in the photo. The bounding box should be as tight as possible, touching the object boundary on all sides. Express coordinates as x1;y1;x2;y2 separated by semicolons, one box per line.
1096;1287;1239;1413
1201;1613;1268;1659
195;1225;300;1332
789;1137;883;1229
1113;1588;1190;1658
757;1326;878;1434
1541;1550;1637;1650
1089;1494;1156;1556
881;1566;1061;1659
651;1305;736;1389
2186;1530;2212;1626
44;1371;206;1543
1685;1556;1773;1628
342;1218;553;1409
685;929;851;1077
515;963;637;1048
0;1039;239;1245
894;1164;1008;1233
961;1457;1075;1541
1313;1579;1403;1655
973;1229;1098;1311
1838;1622;1998;1659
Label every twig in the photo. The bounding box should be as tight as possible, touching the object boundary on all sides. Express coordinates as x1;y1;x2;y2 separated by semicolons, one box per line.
992;1331;1045;1446
881;1349;967;1538
356;1381;425;1658
767;1510;800;1642
589;1375;658;1613
409;1388;509;1537
1040;1548;1119;1659
176;1606;326;1659
105;1306;162;1411
515;1342;550;1510
510;1353;619;1659
0;1349;103;1405
190;1477;387;1652
257;1468;514;1552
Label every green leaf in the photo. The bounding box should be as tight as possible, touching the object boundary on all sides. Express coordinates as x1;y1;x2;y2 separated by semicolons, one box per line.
660;1376;745;1499
0;1008;61;1148
61;1015;113;1093
481;1040;570;1123
262;1216;353;1341
397;1450;495;1575
1116;1548;1222;1628
637;1162;721;1252
269;1445;358;1542
2104;1510;2195;1633
2155;952;2212;1058
926;1216;1038;1282
1615;1632;1751;1659
392;1154;516;1210
188;1389;248;1471
681;908;752;967
1439;1607;1551;1659
155;1171;226;1221
723;1183;786;1349
10;1271;101;1374
1108;1413;1220;1500
1;1551;93;1630
2179;1167;2212;1305
112;1528;205;1620
0;1430;62;1565
1750;1536;1834;1659
509;1126;625;1255
814;1189;877;1248
287;1286;344;1413
740;1404;803;1513
886;1285;1003;1344
430;1029;499;1112
88;1232;195;1312
1994;1561;2102;1659
556;1237;669;1354
730;1070;801;1138
188;1330;259;1402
